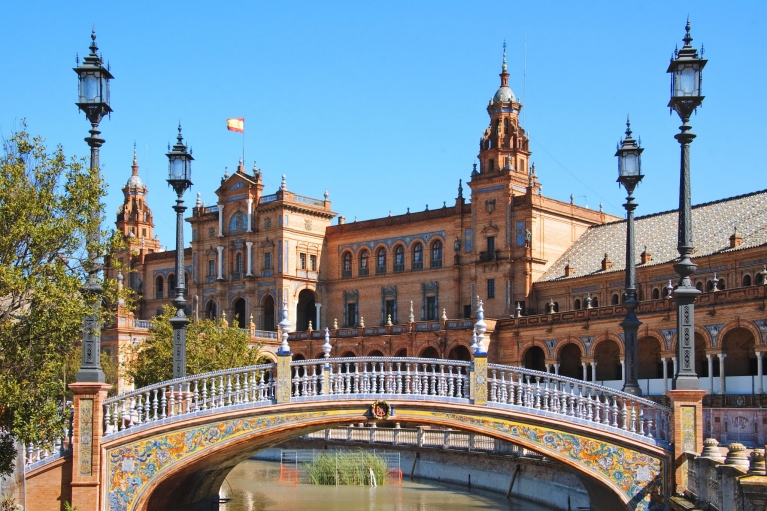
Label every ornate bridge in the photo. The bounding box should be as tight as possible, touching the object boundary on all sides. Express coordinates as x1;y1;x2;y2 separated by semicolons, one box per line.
25;355;675;511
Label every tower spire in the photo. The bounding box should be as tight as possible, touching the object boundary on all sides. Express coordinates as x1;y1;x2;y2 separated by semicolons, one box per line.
502;40;507;73
500;42;509;87
132;142;138;175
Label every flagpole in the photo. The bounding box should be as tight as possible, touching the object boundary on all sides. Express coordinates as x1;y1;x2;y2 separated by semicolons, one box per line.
242;119;245;168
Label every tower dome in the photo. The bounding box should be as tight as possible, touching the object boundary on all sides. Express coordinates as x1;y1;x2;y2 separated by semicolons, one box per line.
492;42;516;104
125;145;145;189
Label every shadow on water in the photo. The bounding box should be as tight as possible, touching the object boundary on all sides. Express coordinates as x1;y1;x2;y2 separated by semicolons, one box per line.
220;459;559;511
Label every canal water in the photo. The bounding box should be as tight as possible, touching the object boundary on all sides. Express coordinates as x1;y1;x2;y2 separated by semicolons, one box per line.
220;459;559;510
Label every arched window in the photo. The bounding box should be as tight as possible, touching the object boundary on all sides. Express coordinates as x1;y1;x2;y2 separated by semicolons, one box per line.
155;276;164;299
342;252;352;278
574;299;581;310
359;250;369;276
229;211;247;233
757;272;766;286
235;252;243;273
376;248;387;275
431;240;443;268
696;281;704;291
168;274;177;294
412;243;424;270
718;279;726;291
592;297;599;308
743;274;753;287
707;280;716;292
652;288;660;300
394;246;405;272
611;294;619;305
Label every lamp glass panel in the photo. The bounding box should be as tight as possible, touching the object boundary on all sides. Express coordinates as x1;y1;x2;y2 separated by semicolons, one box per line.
622;153;639;176
679;66;697;95
171;158;184;179
81;74;99;103
186;159;192;180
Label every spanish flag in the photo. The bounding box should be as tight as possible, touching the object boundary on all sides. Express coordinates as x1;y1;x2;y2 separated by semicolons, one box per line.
227;118;244;133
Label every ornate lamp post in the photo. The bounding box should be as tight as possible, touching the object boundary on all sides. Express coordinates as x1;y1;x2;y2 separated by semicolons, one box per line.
74;30;113;382
166;124;194;378
668;19;707;390
616;118;644;396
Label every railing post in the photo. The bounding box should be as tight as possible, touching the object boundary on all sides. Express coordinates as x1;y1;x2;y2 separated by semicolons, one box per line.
471;354;488;405
275;352;292;404
667;389;707;494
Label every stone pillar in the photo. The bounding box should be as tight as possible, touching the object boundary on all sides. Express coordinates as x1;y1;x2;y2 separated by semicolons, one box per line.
718;353;726;395
471;355;488;405
672;357;678;379
590;362;597;383
545;363;551;374
757;351;764;394
245;241;253;276
581;362;587;381
706;354;714;394
217;203;224;237
315;303;322;331
662;357;669;393
620;359;626;384
216;246;224;280
69;382;112;511
667;389;707;493
246;198;253;232
275;353;292;404
554;364;560;375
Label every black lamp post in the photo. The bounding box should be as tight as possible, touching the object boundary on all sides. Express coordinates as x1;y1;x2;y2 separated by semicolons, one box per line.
616;118;644;396
166;124;194;379
73;30;113;383
668;19;707;390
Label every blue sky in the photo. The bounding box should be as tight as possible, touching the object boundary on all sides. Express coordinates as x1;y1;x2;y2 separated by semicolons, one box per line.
1;2;765;247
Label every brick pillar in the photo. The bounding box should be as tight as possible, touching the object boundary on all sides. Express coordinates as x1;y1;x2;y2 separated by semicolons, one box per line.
667;389;707;493
69;382;111;511
471;355;488;405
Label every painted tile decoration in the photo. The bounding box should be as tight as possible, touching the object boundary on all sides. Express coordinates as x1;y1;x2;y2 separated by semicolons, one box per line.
427;410;666;511
276;355;292;403
107;411;329;511
681;406;696;453
79;398;93;476
472;357;488;405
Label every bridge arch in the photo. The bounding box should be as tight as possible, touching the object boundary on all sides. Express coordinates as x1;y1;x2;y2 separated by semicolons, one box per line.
104;397;668;511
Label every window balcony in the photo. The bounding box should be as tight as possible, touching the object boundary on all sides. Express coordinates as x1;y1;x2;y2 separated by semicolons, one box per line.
393;264;404;273
479;250;505;262
430;259;443;269
412;261;423;270
376;266;386;275
230;272;242;280
358;267;369;277
342;270;352;279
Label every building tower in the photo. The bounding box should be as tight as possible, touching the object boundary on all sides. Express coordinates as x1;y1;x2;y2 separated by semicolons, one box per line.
116;145;161;253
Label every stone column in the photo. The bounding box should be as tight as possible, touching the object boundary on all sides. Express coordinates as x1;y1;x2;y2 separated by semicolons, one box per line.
581;362;587;381
554;364;560;375
69;382;112;511
662;357;669;393
706;354;714;394
246;198;253;232
590;361;597;383
217;203;224;237
245;241;253;276
672;357;678;379
718;353;727;395
666;389;707;493
757;351;764;394
545;363;551;374
620;359;626;385
315;303;322;330
216;246;224;280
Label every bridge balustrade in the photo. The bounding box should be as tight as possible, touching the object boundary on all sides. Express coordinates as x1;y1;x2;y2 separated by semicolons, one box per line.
488;364;671;445
290;358;470;398
102;363;276;434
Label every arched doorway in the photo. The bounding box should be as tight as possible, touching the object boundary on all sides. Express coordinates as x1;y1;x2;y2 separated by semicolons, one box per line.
523;346;546;372
420;346;439;359
233;298;246;329
722;328;757;376
394;348;407;357
341;351;356;358
205;300;217;321
262;295;275;331
367;350;384;357
447;345;471;361
296;289;316;331
695;333;707;377
638;337;662;379
292;354;305;361
594;340;621;381
558;343;582;379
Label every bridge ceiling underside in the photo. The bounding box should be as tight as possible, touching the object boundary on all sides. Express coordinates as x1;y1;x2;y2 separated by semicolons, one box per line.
103;400;669;511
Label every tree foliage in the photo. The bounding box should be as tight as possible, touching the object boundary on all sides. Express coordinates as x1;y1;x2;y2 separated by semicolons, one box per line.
125;305;264;388
0;123;128;477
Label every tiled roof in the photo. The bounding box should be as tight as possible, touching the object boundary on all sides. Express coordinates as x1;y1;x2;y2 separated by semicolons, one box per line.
539;190;767;282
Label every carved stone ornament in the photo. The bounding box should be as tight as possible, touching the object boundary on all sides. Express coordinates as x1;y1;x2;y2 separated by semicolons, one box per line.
305;219;312;231
371;400;391;420
485;199;496;213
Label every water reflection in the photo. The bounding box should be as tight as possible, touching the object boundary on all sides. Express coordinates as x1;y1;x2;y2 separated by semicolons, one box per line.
221;459;555;511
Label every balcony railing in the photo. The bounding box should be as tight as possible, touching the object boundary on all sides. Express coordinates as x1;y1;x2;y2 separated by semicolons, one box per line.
479;250;503;262
412;261;423;270
342;269;352;278
293;194;325;207
260;194;277;204
358;267;369;277
430;259;443;269
230;272;242;280
376;266;386;275
393;263;404;273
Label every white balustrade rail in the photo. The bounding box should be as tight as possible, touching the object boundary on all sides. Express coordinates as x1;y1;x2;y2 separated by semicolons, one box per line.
23;409;73;470
302;427;542;457
289;358;471;398
103;363;276;435
488;364;672;445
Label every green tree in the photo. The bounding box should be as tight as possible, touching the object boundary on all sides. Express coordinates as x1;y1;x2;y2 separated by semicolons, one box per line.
125;305;264;388
0;124;128;477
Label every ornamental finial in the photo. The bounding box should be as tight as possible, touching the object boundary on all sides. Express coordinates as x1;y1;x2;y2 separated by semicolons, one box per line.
89;27;98;55
683;16;692;47
502;40;507;73
625;115;632;138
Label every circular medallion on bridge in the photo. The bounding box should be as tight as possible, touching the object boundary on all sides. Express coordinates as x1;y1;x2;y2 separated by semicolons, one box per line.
371;400;391;420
